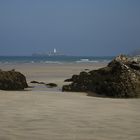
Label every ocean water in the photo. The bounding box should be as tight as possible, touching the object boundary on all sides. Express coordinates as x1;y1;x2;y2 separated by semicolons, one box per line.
0;56;114;64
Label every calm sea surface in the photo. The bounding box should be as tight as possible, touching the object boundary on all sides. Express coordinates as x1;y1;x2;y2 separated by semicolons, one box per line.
0;56;114;64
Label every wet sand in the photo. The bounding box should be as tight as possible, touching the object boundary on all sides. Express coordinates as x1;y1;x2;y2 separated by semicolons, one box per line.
0;63;140;140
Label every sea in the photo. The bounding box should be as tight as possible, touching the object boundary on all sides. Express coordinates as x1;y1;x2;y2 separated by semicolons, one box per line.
0;56;114;64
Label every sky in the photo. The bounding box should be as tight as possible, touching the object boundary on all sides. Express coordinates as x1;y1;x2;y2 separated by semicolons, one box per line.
0;0;140;56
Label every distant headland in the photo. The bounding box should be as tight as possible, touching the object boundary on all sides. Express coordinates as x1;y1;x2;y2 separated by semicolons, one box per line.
129;49;140;56
32;49;65;57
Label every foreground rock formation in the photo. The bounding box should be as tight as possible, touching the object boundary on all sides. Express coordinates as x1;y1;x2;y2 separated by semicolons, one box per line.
63;55;140;98
0;70;28;90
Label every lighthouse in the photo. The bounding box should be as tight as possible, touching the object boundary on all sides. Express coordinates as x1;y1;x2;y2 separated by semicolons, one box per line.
54;48;56;53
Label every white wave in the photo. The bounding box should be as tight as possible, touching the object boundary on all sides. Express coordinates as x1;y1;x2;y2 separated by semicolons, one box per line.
4;61;9;64
30;61;35;63
44;61;62;64
76;59;99;63
81;59;89;62
103;60;111;63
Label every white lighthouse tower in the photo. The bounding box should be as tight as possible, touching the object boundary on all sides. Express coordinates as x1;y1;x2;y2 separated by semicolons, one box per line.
54;48;56;54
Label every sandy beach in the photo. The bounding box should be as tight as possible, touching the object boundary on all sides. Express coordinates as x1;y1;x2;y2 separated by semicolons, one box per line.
0;62;140;140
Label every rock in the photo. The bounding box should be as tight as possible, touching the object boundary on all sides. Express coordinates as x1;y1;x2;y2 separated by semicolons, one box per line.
129;63;140;70
0;70;28;90
39;82;46;84
85;69;89;71
64;75;79;82
30;81;40;84
115;54;128;63
64;78;72;82
30;81;45;84
62;55;140;98
46;83;57;88
11;69;15;71
30;81;57;88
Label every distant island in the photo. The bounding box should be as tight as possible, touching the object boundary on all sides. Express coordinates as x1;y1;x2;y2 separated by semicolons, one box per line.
129;49;140;56
32;48;66;57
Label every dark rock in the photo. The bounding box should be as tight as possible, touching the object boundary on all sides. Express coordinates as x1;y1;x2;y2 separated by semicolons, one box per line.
64;78;73;82
62;55;140;98
39;82;46;84
11;69;15;71
85;69;89;71
64;75;79;82
46;83;57;88
0;70;28;90
129;63;140;70
30;81;40;84
30;81;45;84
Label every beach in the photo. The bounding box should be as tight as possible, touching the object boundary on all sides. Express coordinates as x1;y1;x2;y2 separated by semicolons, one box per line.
0;62;140;140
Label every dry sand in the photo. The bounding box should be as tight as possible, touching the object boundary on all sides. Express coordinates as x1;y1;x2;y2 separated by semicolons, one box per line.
0;63;140;140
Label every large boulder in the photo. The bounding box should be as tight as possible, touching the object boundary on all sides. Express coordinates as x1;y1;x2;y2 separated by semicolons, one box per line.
0;70;28;90
62;55;140;98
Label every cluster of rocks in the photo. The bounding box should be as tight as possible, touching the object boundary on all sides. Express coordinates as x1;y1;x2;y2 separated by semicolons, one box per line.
63;55;140;98
30;81;57;88
0;70;28;90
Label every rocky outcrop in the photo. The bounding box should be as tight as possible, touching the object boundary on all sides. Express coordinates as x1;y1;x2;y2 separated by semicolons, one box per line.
46;83;57;88
0;70;28;90
63;55;140;98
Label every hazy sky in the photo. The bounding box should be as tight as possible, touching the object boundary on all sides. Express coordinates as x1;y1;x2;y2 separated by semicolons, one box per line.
0;0;140;56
